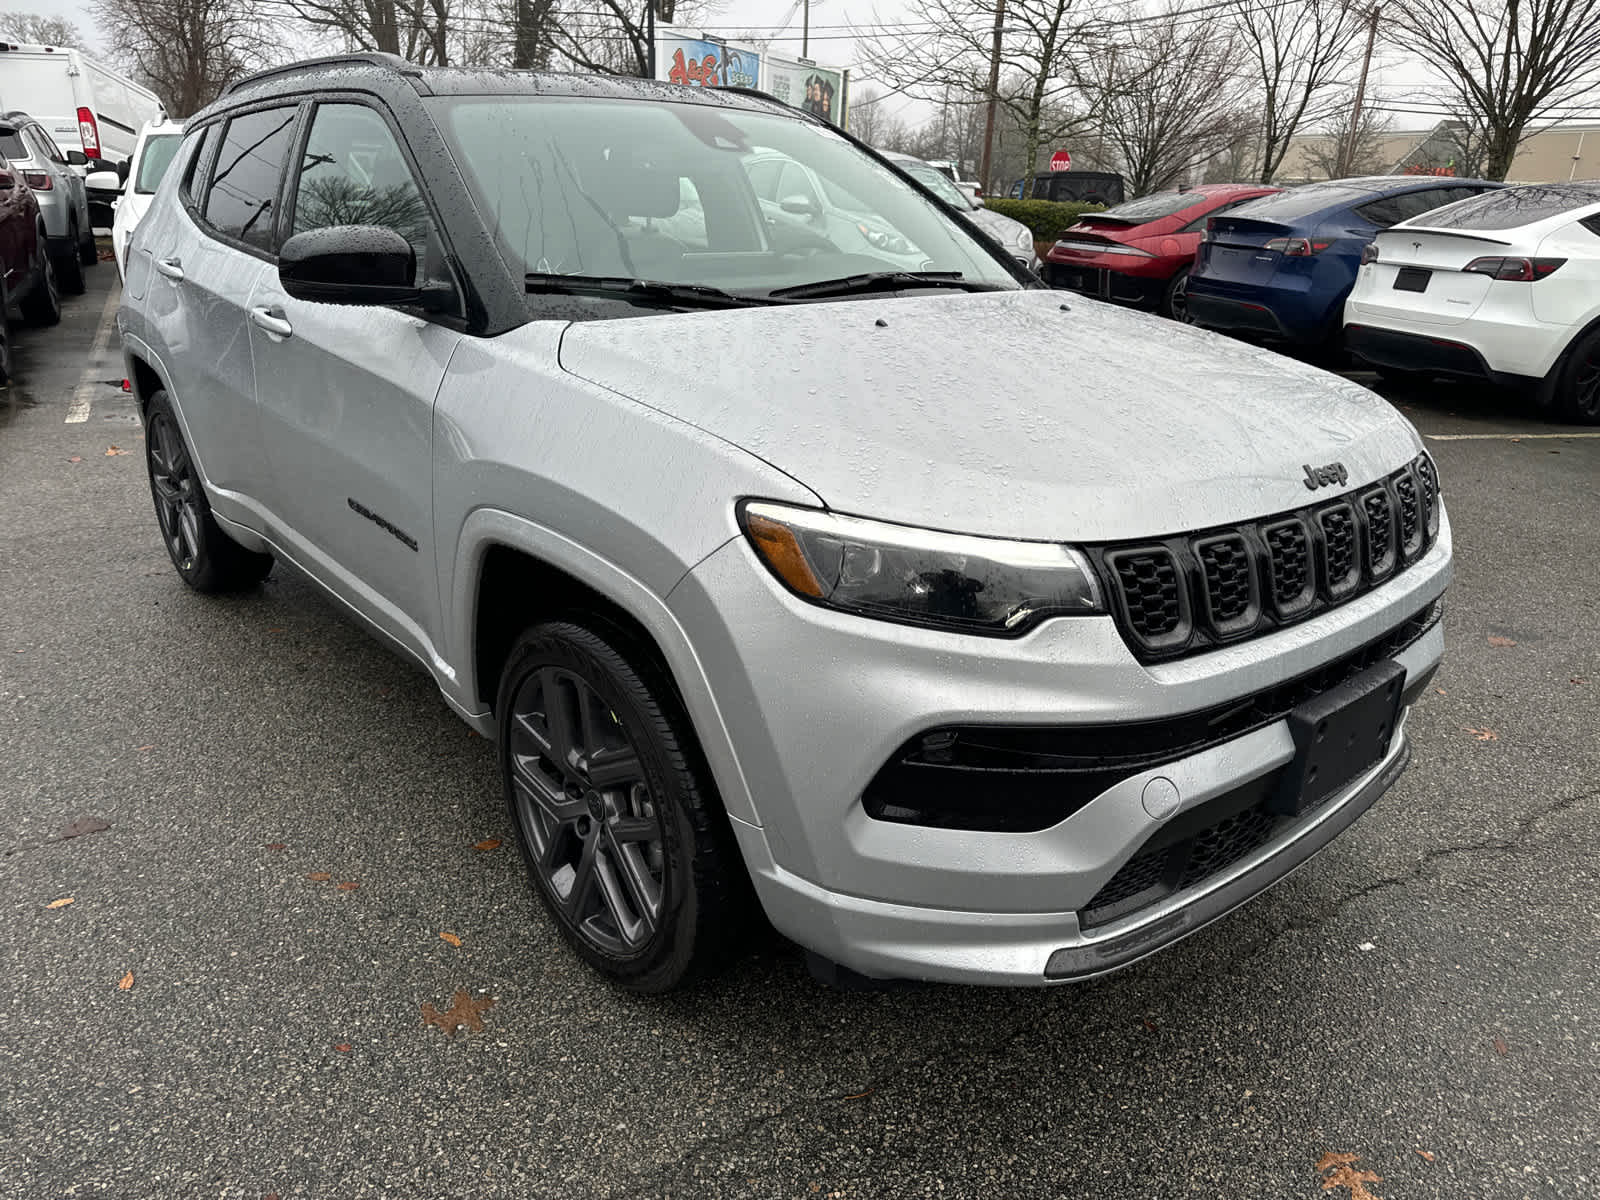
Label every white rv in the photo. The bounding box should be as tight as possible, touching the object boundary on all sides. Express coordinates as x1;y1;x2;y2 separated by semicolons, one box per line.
0;41;163;166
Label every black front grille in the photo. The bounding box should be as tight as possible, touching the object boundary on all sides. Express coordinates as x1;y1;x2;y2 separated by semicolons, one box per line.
1108;549;1184;642
862;601;1441;833
1090;455;1440;662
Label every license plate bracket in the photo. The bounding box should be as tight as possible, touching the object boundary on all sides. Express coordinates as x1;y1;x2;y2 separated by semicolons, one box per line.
1394;266;1431;293
1272;661;1405;816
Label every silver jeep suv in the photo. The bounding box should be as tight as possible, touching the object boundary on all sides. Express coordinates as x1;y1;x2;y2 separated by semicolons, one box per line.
118;55;1450;992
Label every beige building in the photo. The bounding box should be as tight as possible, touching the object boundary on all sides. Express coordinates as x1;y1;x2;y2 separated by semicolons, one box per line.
1277;122;1600;184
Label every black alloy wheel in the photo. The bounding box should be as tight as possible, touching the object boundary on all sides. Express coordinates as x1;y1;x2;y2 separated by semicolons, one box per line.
497;622;743;991
20;244;60;326
56;221;86;294
1164;268;1192;323
1558;330;1600;425
143;389;274;590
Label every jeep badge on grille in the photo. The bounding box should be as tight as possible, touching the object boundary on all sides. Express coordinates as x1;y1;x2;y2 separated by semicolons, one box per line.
1302;461;1349;490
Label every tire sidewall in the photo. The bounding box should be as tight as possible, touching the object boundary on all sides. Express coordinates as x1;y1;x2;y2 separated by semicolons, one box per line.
1557;328;1600;424
496;625;701;989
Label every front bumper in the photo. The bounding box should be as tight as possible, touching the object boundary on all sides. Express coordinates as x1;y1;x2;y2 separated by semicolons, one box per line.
669;509;1452;985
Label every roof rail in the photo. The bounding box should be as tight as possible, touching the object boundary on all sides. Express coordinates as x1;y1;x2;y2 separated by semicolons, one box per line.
222;52;416;96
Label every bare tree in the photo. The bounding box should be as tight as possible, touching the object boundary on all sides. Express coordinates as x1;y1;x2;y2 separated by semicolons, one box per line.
1231;0;1363;183
1199;112;1262;183
90;0;276;115
1075;3;1250;194
0;10;85;45
1387;0;1600;180
845;87;911;148
279;0;453;64
1302;96;1393;179
861;0;1093;194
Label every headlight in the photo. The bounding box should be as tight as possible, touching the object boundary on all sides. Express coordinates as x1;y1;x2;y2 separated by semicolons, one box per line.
856;221;915;256
1012;223;1034;251
740;501;1104;635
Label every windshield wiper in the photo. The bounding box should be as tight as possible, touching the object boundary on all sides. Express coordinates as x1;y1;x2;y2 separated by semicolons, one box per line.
524;274;774;310
765;271;1006;300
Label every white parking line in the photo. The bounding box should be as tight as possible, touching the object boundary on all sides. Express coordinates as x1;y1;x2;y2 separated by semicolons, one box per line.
64;282;123;424
1425;432;1600;441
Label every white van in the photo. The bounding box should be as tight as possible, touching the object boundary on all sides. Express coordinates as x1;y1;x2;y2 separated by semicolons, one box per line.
0;42;163;167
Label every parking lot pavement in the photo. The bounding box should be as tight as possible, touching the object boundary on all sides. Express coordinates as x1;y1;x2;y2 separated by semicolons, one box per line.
1;268;1596;1200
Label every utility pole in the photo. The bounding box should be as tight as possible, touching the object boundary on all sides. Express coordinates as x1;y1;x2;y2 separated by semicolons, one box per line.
802;0;809;58
978;0;1005;195
1339;4;1380;177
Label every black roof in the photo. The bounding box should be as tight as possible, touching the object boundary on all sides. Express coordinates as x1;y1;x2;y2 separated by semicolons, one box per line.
201;53;793;122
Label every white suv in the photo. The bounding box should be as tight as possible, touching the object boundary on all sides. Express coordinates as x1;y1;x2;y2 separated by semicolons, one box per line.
1345;181;1600;423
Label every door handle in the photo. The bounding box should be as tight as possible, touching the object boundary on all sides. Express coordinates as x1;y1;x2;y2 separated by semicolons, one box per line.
155;256;184;280
249;305;293;338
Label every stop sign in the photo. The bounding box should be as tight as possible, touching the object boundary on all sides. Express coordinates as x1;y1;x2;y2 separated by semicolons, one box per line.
1049;149;1072;172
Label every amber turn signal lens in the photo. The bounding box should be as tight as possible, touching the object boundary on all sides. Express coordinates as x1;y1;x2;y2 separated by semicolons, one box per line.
745;512;824;597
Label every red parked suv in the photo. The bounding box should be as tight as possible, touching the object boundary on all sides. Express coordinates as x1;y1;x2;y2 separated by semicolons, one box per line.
1042;183;1282;321
0;149;60;383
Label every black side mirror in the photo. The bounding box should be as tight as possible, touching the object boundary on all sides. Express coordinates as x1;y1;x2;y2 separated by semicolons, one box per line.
66;149;88;166
279;225;427;306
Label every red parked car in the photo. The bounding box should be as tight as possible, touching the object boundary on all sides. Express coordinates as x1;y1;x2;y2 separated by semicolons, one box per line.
1042;183;1283;321
0;149;59;384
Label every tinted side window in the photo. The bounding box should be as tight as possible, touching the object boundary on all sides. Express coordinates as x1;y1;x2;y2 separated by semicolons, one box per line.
0;129;23;158
290;104;429;249
182;124;221;203
1355;195;1408;228
26;127;62;164
204;107;298;251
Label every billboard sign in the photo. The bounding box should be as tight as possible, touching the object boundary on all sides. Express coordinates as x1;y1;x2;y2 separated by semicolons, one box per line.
763;56;844;125
657;33;760;90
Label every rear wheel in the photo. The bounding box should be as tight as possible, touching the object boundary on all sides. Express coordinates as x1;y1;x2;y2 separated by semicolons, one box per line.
144;389;274;590
79;223;98;266
55;221;86;295
1162;268;1192;323
497;621;744;992
1553;328;1600;424
20;246;60;326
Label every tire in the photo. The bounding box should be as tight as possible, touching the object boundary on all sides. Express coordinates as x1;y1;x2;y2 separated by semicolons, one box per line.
1552;327;1600;425
79;225;98;266
497;621;743;992
19;244;60;326
55;222;86;295
143;389;274;591
1162;268;1192;322
0;275;12;386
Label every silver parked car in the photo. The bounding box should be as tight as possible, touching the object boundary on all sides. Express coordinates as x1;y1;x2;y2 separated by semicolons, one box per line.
0;111;96;293
883;151;1037;268
119;56;1451;992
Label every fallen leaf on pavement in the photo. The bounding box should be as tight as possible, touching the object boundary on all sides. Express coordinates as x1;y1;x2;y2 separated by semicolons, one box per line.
421;989;496;1036
135;744;154;752
1464;727;1499;741
334;1043;352;1053
474;838;501;851
57;816;111;840
337;881;359;891
117;971;134;991
306;872;331;882
1434;687;1446;695
840;1088;875;1101
1416;1150;1435;1162
67;455;82;463
1573;678;1588;685
45;897;74;909
265;842;286;851
1317;1151;1384;1200
439;931;462;947
1486;634;1517;648
1493;1034;1508;1056
105;445;129;456
1142;1017;1158;1032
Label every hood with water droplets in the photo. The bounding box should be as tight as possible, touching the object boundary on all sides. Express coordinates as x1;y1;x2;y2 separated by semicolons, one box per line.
557;289;1423;542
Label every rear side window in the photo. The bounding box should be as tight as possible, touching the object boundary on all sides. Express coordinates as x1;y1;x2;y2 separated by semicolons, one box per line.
181;124;221;203
1416;183;1600;230
0;129;27;159
1355;189;1449;228
204;106;298;251
1093;192;1202;224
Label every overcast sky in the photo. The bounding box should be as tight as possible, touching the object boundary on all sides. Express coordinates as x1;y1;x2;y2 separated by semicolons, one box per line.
0;0;1493;135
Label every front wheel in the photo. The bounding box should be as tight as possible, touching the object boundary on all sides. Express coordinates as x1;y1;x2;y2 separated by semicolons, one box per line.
497;622;744;992
1553;328;1600;424
144;389;274;591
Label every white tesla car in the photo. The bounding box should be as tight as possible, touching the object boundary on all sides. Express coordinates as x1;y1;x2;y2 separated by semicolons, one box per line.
1344;181;1600;423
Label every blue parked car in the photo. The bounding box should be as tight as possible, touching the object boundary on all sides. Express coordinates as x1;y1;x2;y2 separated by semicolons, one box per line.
1186;176;1502;347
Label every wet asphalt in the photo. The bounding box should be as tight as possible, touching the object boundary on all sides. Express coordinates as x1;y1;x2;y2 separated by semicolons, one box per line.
1;263;1596;1200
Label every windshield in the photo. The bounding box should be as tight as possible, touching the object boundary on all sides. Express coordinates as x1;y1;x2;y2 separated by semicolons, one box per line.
1089;192;1203;224
427;95;1019;299
135;134;183;194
